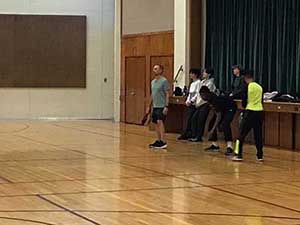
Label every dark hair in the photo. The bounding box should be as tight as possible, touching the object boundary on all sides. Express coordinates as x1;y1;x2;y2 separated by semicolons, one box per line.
154;64;164;72
200;86;210;94
232;65;242;70
189;68;201;78
158;64;164;72
243;69;254;79
204;68;214;76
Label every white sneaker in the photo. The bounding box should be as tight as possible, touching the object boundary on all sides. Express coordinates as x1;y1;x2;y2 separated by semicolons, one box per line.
232;156;243;161
256;157;264;162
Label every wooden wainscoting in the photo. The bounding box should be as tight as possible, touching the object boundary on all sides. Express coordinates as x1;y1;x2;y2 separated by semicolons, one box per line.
121;31;174;124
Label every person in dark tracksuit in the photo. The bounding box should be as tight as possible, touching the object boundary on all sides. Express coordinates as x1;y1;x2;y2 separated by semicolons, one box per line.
232;70;264;162
230;65;247;99
200;86;236;155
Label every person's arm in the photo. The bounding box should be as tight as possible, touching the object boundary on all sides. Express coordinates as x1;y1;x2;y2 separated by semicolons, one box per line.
206;79;216;93
185;83;193;106
208;111;222;136
232;77;247;99
163;80;170;115
146;98;153;114
241;84;248;109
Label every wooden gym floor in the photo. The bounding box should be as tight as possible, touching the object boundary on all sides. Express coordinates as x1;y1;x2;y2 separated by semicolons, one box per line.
0;120;299;225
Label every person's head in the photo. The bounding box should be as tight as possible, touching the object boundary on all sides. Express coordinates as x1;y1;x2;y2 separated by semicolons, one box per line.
153;64;164;76
232;65;241;77
189;68;201;81
243;70;254;84
202;68;214;79
200;86;213;101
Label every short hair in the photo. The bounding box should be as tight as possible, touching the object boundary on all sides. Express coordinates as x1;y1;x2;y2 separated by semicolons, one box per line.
243;70;254;79
155;64;164;72
189;68;201;78
204;67;214;76
232;65;243;70
200;85;210;94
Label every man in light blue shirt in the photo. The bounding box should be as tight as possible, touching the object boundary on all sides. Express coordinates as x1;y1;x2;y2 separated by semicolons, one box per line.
147;64;170;149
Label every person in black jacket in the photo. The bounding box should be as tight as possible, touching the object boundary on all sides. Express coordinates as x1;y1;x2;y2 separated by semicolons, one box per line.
230;65;247;99
200;86;237;155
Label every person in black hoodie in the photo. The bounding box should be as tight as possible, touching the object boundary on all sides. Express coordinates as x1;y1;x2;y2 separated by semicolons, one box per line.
200;86;237;155
230;65;247;99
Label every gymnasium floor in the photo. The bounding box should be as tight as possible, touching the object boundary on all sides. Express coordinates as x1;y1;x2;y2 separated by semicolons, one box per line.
0;120;299;225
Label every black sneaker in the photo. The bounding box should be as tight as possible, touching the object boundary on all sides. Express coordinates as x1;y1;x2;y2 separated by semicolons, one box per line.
149;140;160;148
225;147;234;156
177;135;189;140
188;138;203;142
205;145;220;152
154;141;167;149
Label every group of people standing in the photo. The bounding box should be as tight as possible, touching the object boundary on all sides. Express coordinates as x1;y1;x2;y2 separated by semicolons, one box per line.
147;64;264;162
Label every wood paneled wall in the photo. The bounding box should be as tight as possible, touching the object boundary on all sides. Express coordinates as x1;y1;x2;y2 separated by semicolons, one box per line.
121;31;174;123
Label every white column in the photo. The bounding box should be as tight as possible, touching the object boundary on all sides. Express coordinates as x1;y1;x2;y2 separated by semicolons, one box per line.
174;0;190;88
114;0;121;122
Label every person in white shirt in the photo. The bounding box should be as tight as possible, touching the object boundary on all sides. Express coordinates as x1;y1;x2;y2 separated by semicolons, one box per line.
188;68;216;142
177;68;201;140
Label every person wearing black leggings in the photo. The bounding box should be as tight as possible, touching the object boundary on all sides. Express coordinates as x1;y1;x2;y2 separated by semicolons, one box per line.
200;86;237;155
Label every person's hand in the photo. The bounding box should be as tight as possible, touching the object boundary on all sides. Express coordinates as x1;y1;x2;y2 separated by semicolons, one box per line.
163;107;168;115
146;106;151;114
186;101;191;107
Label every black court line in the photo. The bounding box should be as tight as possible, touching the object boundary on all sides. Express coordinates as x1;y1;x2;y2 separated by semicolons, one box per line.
55;122;300;163
0;216;55;225
0;210;62;213
0;176;13;183
14;123;300;216
0;186;202;199
52;123;300;171
37;195;102;225
0;124;30;134
14;131;300;215
13;134;104;160
74;210;300;220
105;160;300;215
0;174;167;186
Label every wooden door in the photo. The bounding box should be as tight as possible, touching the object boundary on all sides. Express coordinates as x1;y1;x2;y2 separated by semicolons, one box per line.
150;56;174;90
125;57;146;124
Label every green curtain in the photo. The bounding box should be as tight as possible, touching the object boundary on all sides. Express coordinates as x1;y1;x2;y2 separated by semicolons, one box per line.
205;0;300;94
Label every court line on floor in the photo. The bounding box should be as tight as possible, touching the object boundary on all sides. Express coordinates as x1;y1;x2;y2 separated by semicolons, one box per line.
37;195;102;225
0;186;202;199
0;216;55;225
52;123;300;166
22;122;299;168
105;160;300;214
0;124;30;134
14;131;292;174
74;210;300;220
0;179;299;199
12;124;300;214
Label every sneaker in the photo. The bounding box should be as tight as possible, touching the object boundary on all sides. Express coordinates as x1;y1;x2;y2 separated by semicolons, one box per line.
149;140;160;148
154;141;167;149
188;138;203;142
205;145;220;152
256;157;264;162
232;155;243;161
225;147;234;156
177;135;189;140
